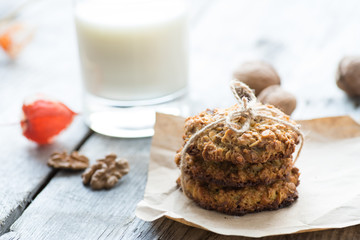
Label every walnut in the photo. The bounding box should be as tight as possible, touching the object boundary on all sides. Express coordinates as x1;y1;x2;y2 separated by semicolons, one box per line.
233;61;281;96
82;153;129;190
48;151;89;170
258;85;297;115
336;56;360;97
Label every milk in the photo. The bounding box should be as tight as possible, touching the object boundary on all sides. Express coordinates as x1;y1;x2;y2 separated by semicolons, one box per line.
75;0;188;101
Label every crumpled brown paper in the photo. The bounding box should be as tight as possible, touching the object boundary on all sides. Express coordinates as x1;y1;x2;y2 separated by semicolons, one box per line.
135;113;360;237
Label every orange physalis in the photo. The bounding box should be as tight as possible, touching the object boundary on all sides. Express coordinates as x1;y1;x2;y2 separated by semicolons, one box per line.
0;21;34;59
21;95;77;144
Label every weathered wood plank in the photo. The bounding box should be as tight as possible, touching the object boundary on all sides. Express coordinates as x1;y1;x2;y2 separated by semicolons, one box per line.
110;217;360;240
4;0;360;239
0;1;222;239
0;119;89;235
5;135;151;240
0;0;89;234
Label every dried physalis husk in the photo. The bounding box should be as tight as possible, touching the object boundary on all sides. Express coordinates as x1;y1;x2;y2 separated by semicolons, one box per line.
48;151;89;170
0;21;34;59
82;153;130;190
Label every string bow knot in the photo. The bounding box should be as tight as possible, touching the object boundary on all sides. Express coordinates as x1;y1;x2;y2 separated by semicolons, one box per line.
180;80;304;168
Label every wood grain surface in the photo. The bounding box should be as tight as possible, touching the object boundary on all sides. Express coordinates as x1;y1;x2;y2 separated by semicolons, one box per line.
0;0;89;234
1;0;360;239
6;135;152;240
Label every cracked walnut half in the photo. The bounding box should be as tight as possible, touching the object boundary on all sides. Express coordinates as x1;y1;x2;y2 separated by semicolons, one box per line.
82;153;129;190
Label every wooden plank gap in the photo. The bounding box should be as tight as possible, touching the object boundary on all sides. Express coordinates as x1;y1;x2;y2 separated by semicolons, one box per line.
73;130;94;151
0;129;93;236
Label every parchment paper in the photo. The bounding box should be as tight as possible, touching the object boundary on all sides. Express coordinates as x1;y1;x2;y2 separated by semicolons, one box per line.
135;113;360;237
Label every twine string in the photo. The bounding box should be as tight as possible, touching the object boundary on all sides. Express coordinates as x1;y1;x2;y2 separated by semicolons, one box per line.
179;80;304;189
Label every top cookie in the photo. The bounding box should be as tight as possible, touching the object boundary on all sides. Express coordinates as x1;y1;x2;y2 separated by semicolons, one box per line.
179;104;300;164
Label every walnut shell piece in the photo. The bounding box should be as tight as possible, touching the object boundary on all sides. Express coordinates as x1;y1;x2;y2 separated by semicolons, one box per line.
258;85;297;115
336;56;360;97
47;151;89;170
233;61;281;96
82;153;130;190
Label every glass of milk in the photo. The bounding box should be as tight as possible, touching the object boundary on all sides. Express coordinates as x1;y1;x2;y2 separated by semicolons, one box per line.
74;0;188;137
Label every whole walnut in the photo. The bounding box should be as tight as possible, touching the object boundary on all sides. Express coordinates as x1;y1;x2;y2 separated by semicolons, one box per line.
258;85;297;115
336;56;360;97
233;61;281;96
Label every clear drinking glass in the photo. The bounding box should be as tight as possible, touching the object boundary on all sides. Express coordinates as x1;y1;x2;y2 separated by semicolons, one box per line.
74;0;189;137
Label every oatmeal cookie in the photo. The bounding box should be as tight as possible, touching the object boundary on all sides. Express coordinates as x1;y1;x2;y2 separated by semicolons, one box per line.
181;104;300;164
176;153;295;188
178;168;299;216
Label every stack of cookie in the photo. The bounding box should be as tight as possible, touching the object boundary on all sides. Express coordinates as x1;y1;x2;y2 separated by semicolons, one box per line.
175;104;301;215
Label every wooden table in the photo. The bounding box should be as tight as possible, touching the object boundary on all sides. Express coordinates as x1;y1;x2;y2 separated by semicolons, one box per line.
1;0;360;239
